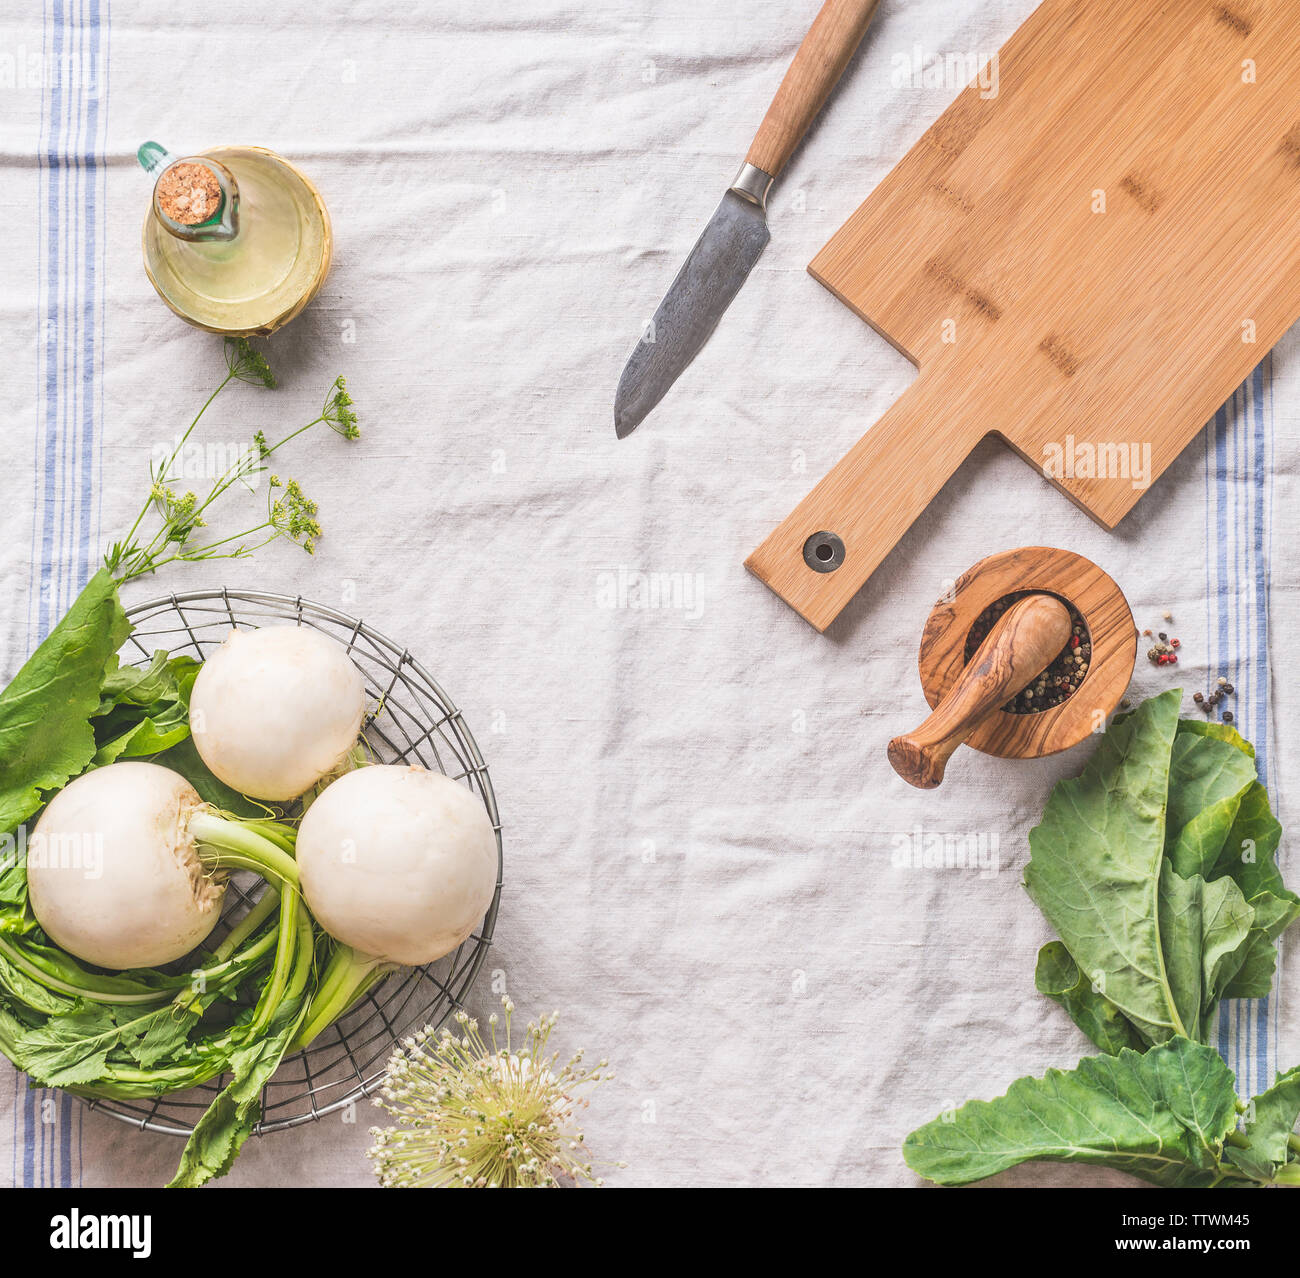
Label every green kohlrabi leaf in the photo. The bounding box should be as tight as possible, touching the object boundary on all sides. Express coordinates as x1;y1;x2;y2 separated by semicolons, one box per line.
1153;863;1256;1043
1164;728;1257;854
1152;861;1257;1041
903;1037;1239;1187
1222;1065;1300;1182
1222;934;1278;1000
1189;872;1254;1038
1214;781;1291;902
1177;717;1256;755
1161;724;1256;880
91;703;191;767
1033;942;1144;1055
168;995;307;1189
15;1000;204;1087
0;570;129;839
1025;691;1291;1051
96;650;177;711
15;1005;126;1087
1203;768;1296;1001
1025;689;1184;1043
0;947;74;1018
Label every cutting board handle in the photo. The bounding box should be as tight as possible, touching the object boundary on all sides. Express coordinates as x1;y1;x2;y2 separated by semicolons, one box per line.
746;0;883;179
745;371;986;631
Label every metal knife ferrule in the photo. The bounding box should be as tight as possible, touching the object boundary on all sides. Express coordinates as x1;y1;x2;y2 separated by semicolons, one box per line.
729;163;775;210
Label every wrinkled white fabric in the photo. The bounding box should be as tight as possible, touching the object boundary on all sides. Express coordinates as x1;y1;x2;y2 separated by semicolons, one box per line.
0;0;1295;1187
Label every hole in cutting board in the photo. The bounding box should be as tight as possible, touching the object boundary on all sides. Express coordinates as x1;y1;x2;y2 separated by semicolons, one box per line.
962;591;1091;715
803;531;845;573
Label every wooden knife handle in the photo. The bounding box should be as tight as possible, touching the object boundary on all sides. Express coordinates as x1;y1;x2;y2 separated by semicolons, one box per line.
746;0;883;178
887;594;1073;789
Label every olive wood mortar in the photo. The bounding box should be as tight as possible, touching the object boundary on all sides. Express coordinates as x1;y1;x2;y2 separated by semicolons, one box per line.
889;546;1136;789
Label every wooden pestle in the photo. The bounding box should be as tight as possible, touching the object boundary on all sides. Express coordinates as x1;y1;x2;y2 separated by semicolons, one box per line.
888;594;1073;789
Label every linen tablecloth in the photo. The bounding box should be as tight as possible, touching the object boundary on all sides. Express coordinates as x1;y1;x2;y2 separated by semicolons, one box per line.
1;0;1296;1187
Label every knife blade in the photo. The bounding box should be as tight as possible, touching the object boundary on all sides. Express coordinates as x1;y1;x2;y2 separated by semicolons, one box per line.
614;0;882;439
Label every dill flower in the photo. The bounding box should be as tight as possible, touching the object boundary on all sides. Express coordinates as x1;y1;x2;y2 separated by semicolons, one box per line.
102;339;358;584
225;336;277;388
323;376;360;439
367;999;616;1188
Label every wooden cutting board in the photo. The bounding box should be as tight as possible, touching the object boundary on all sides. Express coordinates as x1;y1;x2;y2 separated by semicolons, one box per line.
746;0;1300;632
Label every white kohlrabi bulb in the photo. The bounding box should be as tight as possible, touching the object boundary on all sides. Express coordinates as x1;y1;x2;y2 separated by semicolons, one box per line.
297;765;498;966
27;762;224;969
189;625;366;801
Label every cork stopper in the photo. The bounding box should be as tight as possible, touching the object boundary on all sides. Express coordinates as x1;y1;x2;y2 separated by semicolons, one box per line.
141;144;239;244
156;160;222;226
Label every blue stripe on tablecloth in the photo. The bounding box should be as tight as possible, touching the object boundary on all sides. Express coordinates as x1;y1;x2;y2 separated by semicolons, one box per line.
1206;356;1275;1101
27;0;108;1189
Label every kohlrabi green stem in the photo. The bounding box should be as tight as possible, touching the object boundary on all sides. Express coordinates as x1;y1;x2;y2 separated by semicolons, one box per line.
211;888;280;962
1289;1133;1300;1157
170;911;281;1016
291;945;396;1052
249;886;299;1036
190;812;300;887
0;934;182;1005
287;912;315;1006
234;821;297;856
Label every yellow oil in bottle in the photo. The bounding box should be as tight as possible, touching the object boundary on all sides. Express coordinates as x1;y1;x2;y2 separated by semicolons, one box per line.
142;145;331;337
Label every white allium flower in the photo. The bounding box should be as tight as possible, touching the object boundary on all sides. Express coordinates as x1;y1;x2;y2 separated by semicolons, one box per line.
366;1005;615;1188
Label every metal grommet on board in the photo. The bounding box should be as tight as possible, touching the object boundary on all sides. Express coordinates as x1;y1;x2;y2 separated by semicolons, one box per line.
803;531;845;573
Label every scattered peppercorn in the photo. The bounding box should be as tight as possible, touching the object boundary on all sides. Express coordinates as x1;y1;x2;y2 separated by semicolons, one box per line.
1196;676;1237;719
1146;622;1182;668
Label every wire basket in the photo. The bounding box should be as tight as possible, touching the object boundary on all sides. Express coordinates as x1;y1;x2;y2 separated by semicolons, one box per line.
81;588;502;1137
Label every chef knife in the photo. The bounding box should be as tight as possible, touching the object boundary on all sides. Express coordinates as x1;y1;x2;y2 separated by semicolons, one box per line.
614;0;883;439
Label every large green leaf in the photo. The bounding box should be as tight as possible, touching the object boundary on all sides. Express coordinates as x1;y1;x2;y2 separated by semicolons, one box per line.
90;650;194;767
1206;772;1295;1001
91;703;191;767
1025;690;1184;1043
1164;730;1256;847
1157;865;1206;1039
903;1038;1238;1187
1222;1066;1300;1182
0;570;129;838
1214;781;1290;901
1167;795;1243;880
96;650;177;711
15;1005;129;1087
167;996;307;1189
1222;934;1277;1000
1191;873;1254;1037
1033;943;1144;1055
